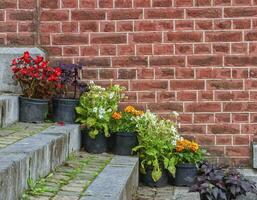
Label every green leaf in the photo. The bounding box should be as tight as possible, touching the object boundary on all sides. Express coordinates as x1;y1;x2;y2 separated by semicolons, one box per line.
86;117;96;126
152;167;162;182
89;129;98;139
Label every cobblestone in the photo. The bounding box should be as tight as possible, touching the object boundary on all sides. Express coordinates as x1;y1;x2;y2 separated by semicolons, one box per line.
22;152;112;200
0;122;51;149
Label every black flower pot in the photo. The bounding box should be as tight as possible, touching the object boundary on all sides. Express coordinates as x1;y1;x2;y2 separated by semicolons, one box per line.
19;96;49;123
174;164;197;187
81;129;108;154
140;167;169;187
52;98;79;123
113;132;138;156
107;134;115;153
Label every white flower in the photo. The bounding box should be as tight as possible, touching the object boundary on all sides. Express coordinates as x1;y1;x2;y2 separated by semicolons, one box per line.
107;108;112;113
89;80;94;84
109;92;114;99
93;107;98;113
171;111;179;117
99;107;106;115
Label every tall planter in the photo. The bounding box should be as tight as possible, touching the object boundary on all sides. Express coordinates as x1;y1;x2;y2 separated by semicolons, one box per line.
113;132;138;156
81;129;108;154
52;98;79;123
140;167;169;187
19;96;49;123
174;164;197;187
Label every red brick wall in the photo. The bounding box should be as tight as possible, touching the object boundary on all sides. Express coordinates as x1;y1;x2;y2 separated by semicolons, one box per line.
2;0;257;166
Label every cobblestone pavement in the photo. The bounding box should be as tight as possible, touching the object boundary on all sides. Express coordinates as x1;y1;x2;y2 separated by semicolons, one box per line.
0;122;51;149
22;152;113;200
133;185;200;200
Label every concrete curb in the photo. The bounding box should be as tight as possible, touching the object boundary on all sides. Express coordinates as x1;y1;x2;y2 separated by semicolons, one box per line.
0;124;80;200
81;156;139;200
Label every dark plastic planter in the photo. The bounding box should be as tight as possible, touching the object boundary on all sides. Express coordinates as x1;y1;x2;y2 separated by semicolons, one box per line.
52;98;79;123
107;134;115;153
140;167;169;187
113;132;138;156
174;163;197;187
81;129;108;154
19;96;49;123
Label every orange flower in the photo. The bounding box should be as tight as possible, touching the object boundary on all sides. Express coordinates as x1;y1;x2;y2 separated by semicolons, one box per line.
176;145;184;152
176;139;199;153
124;105;136;113
112;112;122;120
190;142;199;152
133;110;144;116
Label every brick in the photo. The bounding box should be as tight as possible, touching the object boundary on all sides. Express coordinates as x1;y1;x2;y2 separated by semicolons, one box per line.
206;31;242;42
117;45;135;56
242;124;257;135
175;0;193;6
18;22;34;33
137;68;154;79
138;92;156;102
40;0;59;8
251;113;257;122
150;56;185;67
39;34;50;45
188;56;222;67
195;135;215;145
177;91;197;101
80;0;97;8
100;45;116;56
134;0;151;7
0;12;4;21
187;8;222;18
214;20;231;30
214;0;231;5
131;33;161;43
213;44;230;54
198;91;213;101
194;44;211;54
185;103;221;112
207;80;243;90
179;125;206;134
7;33;36;45
99;69;116;79
41;10;69;21
62;22;78;32
232;113;249;123
225;8;257;18
91;34;126;44
152;0;173;7
80;21;98;32
157;92;175;101
135;21;173;31
196;68;231;79
232;68;248;78
19;0;36;9
170;80;204;90
225;56;257;66
123;92;137;102
72;10;105;20
0;22;17;32
149;102;183;112
232;0;251;6
195;0;212;6
233;19;251;29
115;0;132;7
175;44;193;54
99;0;113;7
145;8;184;19
175;68;194;79
136;44;152;55
154;44;173;55
231;43;247;54
52;34;88;45
166;32;202;43
7;11;35;21
216;135;232;145
226;146;249;157
0;0;17;9
246;80;257;90
118;69;136;79
100;21;115;32
108;9;142;20
62;0;78;8
155;67;174;79
79;57;111;67
112;56;148;67
194;114;214;123
40;22;60;33
175;20;194;30
209;124;240;135
195;20;213;30
130;80;168;91
82;69;98;79
205;146;225;156
80;46;98;56
245;31;257;41
117;21;133;32
215;113;230;123
63;46;79;56
43;47;62;56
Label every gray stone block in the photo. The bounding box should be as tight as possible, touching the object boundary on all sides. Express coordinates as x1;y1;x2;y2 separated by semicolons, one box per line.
253;143;257;169
0;95;19;127
0;47;45;93
82;156;139;200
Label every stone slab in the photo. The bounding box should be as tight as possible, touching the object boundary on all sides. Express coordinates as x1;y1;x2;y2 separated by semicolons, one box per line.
0;95;19;127
82;156;139;200
0;47;45;93
253;143;257;169
0;124;80;200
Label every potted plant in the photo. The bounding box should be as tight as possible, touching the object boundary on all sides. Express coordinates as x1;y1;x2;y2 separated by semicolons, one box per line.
173;139;206;187
109;105;143;155
189;162;257;200
53;63;88;123
133;110;181;187
11;51;61;123
76;82;125;154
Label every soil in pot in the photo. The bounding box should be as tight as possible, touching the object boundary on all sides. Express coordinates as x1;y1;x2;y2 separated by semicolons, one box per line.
140;167;169;187
19;96;49;123
174;163;197;187
52;98;79;123
81;129;108;154
113;132;138;156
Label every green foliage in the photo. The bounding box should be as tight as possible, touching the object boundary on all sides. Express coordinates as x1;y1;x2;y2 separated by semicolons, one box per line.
76;83;125;138
175;148;207;166
132;110;181;182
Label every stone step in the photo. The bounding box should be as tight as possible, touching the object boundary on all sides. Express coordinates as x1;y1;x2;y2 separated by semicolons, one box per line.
0;94;19;128
0;123;81;200
81;156;139;200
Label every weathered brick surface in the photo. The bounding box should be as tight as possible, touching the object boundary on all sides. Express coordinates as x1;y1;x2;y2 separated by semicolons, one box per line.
2;0;257;166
